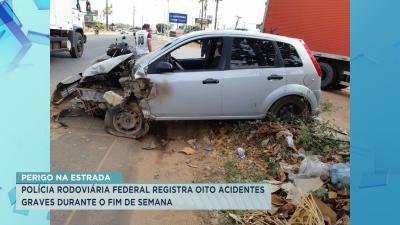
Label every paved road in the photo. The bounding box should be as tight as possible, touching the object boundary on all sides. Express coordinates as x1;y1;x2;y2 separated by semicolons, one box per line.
51;34;122;90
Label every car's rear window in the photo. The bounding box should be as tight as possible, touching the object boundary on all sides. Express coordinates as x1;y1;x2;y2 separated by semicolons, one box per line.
276;42;303;67
230;38;277;69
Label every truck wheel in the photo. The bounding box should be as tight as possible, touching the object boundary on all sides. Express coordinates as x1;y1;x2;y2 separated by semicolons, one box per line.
70;32;84;58
319;62;334;89
104;102;149;139
269;96;309;118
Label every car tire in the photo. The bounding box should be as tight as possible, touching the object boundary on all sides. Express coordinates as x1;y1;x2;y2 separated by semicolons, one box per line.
104;102;149;139
319;62;334;89
269;96;309;118
70;32;84;58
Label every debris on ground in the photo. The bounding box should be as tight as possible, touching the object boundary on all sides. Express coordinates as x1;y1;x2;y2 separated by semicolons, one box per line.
186;139;198;149
203;145;214;152
185;160;199;168
236;147;246;158
330;163;350;185
190;116;350;224
290;156;330;180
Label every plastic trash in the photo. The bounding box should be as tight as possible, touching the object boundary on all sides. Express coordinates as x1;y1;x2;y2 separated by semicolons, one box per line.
330;163;350;185
276;130;296;149
203;145;214;152
236;147;246;158
289;156;330;180
286;136;295;149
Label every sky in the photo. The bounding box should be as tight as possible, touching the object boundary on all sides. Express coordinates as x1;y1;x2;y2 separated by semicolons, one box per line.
89;0;267;30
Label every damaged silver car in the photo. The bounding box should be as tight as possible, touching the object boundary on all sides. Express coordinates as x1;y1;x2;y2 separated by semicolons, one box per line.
52;30;321;139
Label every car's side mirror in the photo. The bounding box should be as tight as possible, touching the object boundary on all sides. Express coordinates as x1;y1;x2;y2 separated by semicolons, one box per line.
156;61;174;73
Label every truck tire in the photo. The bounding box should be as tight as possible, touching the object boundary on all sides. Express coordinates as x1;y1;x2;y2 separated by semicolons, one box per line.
70;32;84;58
332;83;347;90
332;70;348;90
269;96;309;118
319;62;334;89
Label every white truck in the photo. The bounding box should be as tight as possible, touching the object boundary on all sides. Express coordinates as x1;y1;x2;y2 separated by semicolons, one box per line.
50;0;91;58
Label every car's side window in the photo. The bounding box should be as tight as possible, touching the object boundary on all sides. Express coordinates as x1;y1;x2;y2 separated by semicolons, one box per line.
171;39;205;60
276;42;303;67
230;38;277;69
166;37;224;71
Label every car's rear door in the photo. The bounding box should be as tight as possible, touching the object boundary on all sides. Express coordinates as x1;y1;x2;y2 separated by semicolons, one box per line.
221;37;286;117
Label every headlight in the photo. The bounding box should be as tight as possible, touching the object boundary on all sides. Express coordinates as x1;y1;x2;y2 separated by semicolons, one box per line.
134;66;147;79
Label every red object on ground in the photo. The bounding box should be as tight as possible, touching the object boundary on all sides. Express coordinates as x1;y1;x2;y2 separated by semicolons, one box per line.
263;0;350;57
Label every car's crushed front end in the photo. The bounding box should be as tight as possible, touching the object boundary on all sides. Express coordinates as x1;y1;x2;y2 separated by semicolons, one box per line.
51;53;154;138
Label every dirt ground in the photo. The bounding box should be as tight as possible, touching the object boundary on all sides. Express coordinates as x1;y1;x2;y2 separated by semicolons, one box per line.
320;89;350;132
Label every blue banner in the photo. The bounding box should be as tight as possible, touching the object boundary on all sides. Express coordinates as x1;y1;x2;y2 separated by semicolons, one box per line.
169;12;187;24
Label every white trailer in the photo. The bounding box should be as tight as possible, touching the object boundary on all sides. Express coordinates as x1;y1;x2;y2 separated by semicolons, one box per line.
50;0;91;58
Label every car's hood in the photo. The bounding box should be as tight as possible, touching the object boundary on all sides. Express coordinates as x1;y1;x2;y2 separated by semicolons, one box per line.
83;53;133;77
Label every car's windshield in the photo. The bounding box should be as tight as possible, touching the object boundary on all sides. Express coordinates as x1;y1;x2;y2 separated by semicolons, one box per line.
135;36;186;65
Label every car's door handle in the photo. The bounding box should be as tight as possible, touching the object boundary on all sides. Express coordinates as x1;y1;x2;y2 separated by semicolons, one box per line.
267;74;284;80
202;78;219;84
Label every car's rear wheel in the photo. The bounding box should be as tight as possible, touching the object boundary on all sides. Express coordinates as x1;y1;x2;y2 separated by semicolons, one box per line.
104;102;149;139
269;96;309;118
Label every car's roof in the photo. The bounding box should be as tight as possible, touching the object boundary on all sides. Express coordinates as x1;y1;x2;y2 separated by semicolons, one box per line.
180;30;299;42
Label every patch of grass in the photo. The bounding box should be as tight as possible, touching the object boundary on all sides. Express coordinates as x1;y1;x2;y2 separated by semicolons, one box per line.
296;121;338;153
232;121;256;136
223;156;268;182
320;100;335;112
224;156;240;182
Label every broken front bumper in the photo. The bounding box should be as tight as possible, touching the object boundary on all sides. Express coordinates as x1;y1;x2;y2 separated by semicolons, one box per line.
51;74;82;105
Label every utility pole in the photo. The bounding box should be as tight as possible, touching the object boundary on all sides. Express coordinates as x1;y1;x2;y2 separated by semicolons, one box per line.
203;0;208;30
105;0;109;31
235;15;242;29
214;0;221;30
132;6;136;28
200;0;204;30
167;0;170;18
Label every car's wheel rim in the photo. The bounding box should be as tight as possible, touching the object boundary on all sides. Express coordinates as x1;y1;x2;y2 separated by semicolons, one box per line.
112;108;142;134
278;103;301;117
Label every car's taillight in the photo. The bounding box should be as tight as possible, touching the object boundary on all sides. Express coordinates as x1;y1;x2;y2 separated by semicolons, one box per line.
300;40;322;77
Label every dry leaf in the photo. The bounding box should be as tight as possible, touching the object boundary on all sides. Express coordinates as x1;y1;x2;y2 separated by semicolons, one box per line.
328;191;337;199
179;147;195;155
276;202;297;218
272;194;286;206
277;167;287;182
313;196;337;225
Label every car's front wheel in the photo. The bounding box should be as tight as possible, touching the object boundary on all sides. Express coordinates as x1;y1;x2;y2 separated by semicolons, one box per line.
269;96;309;118
104;102;149;139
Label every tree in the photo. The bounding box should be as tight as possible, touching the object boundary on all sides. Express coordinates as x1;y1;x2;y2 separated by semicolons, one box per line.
94;21;105;30
156;23;171;33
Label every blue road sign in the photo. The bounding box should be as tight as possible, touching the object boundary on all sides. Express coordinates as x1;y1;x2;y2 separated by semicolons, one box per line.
169;12;187;24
